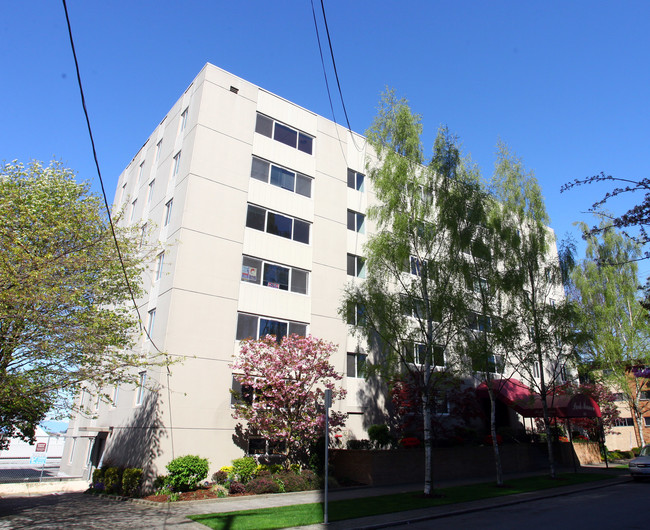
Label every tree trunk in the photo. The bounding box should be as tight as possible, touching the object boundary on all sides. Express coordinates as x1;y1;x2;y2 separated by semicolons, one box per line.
423;397;433;496
488;386;503;485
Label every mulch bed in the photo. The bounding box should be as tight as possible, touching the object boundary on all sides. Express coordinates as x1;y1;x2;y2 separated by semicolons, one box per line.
142;487;253;503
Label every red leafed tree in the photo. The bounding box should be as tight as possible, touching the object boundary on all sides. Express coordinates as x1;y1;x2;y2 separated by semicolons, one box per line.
231;334;346;465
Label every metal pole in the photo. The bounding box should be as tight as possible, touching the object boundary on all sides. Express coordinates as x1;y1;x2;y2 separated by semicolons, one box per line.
324;389;331;525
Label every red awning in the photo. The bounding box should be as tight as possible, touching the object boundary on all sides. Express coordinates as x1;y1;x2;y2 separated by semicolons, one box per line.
476;379;601;418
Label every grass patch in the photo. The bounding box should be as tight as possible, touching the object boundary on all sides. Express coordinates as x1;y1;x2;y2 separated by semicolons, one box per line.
189;473;612;530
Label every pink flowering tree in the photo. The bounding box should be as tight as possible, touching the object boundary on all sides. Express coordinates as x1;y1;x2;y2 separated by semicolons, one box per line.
231;334;347;466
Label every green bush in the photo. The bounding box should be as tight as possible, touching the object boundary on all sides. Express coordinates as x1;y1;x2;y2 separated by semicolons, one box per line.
231;456;257;484
166;455;209;492
347;439;373;450
368;424;392;448
104;467;122;495
122;468;143;497
92;468;104;484
274;471;309;492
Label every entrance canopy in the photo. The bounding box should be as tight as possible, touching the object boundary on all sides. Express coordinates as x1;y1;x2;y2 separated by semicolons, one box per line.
476;379;602;419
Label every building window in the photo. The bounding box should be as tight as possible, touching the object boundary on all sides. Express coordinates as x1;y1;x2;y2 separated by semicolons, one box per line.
247;437;286;456
250;157;312;197
347;168;364;191
467;312;491;332
164;199;173;226
241;256;309;294
180;107;188;132
409;256;427;276
347;352;367;378
147;180;155;206
347;254;366;278
140;223;148;247
147;308;156;337
404;343;445;367
236;313;307;342
640;391;650;400
156;139;163;162
245;204;310;244
488;354;504;374
138;161;145;183
155;252;165;282
135;371;146;406
613;417;634;427
644;417;650;427
346;302;366;327
172;151;181;176
130;199;138;222
347;210;365;233
255;113;313;154
533;361;541;379
472;276;489;293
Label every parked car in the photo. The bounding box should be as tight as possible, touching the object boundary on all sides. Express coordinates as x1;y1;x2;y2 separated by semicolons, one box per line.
629;445;650;481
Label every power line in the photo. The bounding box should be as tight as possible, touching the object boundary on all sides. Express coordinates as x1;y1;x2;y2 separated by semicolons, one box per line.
318;0;363;152
61;0;163;354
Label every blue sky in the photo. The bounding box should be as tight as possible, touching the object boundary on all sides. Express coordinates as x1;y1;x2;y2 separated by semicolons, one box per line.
2;1;649;276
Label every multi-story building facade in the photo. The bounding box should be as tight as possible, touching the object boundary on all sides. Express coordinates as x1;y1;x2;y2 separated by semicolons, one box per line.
60;63;377;479
60;63;572;480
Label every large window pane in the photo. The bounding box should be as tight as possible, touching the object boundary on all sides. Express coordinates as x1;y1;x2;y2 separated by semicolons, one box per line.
241;256;262;284
251;158;269;182
263;263;289;290
295;174;312;197
246;205;266;231
273;123;297;148
291;269;308;294
270;165;295;191
292;219;310;244
236;314;258;340
289;322;307;337
255;114;273;137
347;168;356;189
267;212;293;239
259;319;288;341
298;133;313;154
347;210;356;231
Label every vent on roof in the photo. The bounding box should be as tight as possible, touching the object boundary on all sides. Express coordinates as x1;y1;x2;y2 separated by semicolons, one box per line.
230;86;239;94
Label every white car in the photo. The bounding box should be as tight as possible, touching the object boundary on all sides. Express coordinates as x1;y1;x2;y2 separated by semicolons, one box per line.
629;445;650;481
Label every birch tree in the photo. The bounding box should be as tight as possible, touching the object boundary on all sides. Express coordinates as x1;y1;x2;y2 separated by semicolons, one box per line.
341;92;470;496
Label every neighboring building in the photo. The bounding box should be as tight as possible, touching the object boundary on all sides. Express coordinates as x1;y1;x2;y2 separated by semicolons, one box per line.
60;64;572;479
604;371;650;451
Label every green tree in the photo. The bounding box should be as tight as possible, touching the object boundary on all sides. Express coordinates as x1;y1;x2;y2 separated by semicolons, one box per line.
341;92;473;496
0;160;165;448
454;184;521;486
493;143;581;478
571;218;650;446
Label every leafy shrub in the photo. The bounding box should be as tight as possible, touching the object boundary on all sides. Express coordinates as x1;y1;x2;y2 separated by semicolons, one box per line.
275;471;309;492
166;455;209;492
368;424;392;448
231;456;257;484
92;468;105;484
210;484;229;498
122;468;143;497
229;481;245;494
104;467;122;494
347;439;373;450
212;470;229;484
257;463;283;475
300;469;321;489
153;475;168;490
246;477;281;494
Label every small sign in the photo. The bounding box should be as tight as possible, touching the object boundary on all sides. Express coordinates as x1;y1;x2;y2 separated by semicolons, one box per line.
35;442;47;452
30;455;47;465
242;266;258;282
267;282;279;289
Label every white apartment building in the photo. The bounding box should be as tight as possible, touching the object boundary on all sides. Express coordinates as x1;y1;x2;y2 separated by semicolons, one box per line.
60;64;571;480
60;63;376;479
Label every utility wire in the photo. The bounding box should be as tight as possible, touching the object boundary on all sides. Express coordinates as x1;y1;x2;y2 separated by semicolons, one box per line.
309;0;348;164
318;0;363;152
61;0;163;354
62;0;175;456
